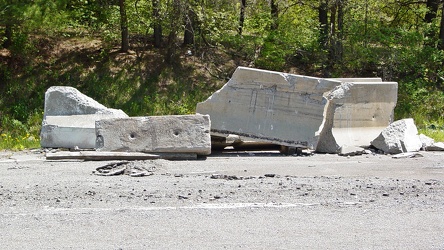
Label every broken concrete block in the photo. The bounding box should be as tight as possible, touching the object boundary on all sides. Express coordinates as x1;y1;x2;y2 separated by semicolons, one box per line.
43;86;127;117
40;86;128;149
419;134;435;150
95;115;211;155
370;118;422;154
196;66;397;153
40;114;125;149
426;142;444;151
317;81;398;152
196;66;343;150
418;134;444;151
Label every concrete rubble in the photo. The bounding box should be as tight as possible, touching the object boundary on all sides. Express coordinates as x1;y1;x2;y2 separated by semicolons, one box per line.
40;68;443;159
40;86;128;149
419;134;435;149
40;86;212;158
419;134;444;151
338;145;367;156
370;118;422;154
196;66;398;153
95;115;211;156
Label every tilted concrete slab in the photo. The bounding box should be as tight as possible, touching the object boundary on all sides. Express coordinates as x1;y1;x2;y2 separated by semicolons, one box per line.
43;86;127;117
95;115;211;155
196;67;397;153
40;86;128;149
196;67;343;149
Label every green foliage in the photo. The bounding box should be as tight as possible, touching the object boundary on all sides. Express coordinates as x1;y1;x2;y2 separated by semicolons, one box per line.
2;0;444;150
0;112;41;150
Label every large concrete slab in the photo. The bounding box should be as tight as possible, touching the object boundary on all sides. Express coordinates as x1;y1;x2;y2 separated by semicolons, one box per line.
95;115;211;155
40;86;128;149
196;67;397;153
196;67;343;149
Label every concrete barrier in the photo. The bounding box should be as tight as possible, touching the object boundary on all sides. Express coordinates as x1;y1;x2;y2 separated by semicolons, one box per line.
40;86;128;149
317;81;398;152
95;115;211;155
197;67;398;153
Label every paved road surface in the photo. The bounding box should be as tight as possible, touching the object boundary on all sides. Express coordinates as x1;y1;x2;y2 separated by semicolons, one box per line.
1;150;443;249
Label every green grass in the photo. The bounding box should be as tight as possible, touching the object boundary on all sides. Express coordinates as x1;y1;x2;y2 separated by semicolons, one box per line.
0;132;40;151
417;123;444;142
0;111;42;150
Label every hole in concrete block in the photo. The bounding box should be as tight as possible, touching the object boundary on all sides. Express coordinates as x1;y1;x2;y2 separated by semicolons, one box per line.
174;130;180;136
96;135;104;148
130;132;136;139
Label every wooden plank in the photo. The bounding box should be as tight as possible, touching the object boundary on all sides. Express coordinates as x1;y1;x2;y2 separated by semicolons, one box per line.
46;151;197;161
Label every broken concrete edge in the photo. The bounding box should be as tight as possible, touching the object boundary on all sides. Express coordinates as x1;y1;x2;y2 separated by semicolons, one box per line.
317;81;398;153
313;89;339;153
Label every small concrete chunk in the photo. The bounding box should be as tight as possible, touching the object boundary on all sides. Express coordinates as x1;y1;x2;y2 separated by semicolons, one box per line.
338;145;366;156
419;134;444;151
419;134;435;150
426;142;444;151
371;118;422;154
96;115;211;155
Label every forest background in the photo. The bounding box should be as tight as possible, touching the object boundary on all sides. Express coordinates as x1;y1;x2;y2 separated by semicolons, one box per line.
1;0;444;150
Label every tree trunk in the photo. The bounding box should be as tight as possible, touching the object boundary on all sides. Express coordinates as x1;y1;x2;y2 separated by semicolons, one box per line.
152;0;162;48
318;0;329;50
238;0;246;35
183;8;195;46
119;0;129;52
424;0;439;46
327;1;336;70
439;3;444;50
425;0;439;23
270;0;279;30
3;24;13;49
165;0;181;64
2;0;14;49
336;0;344;61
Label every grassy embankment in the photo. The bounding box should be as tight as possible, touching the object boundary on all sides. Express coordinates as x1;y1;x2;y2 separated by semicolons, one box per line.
1;35;443;150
